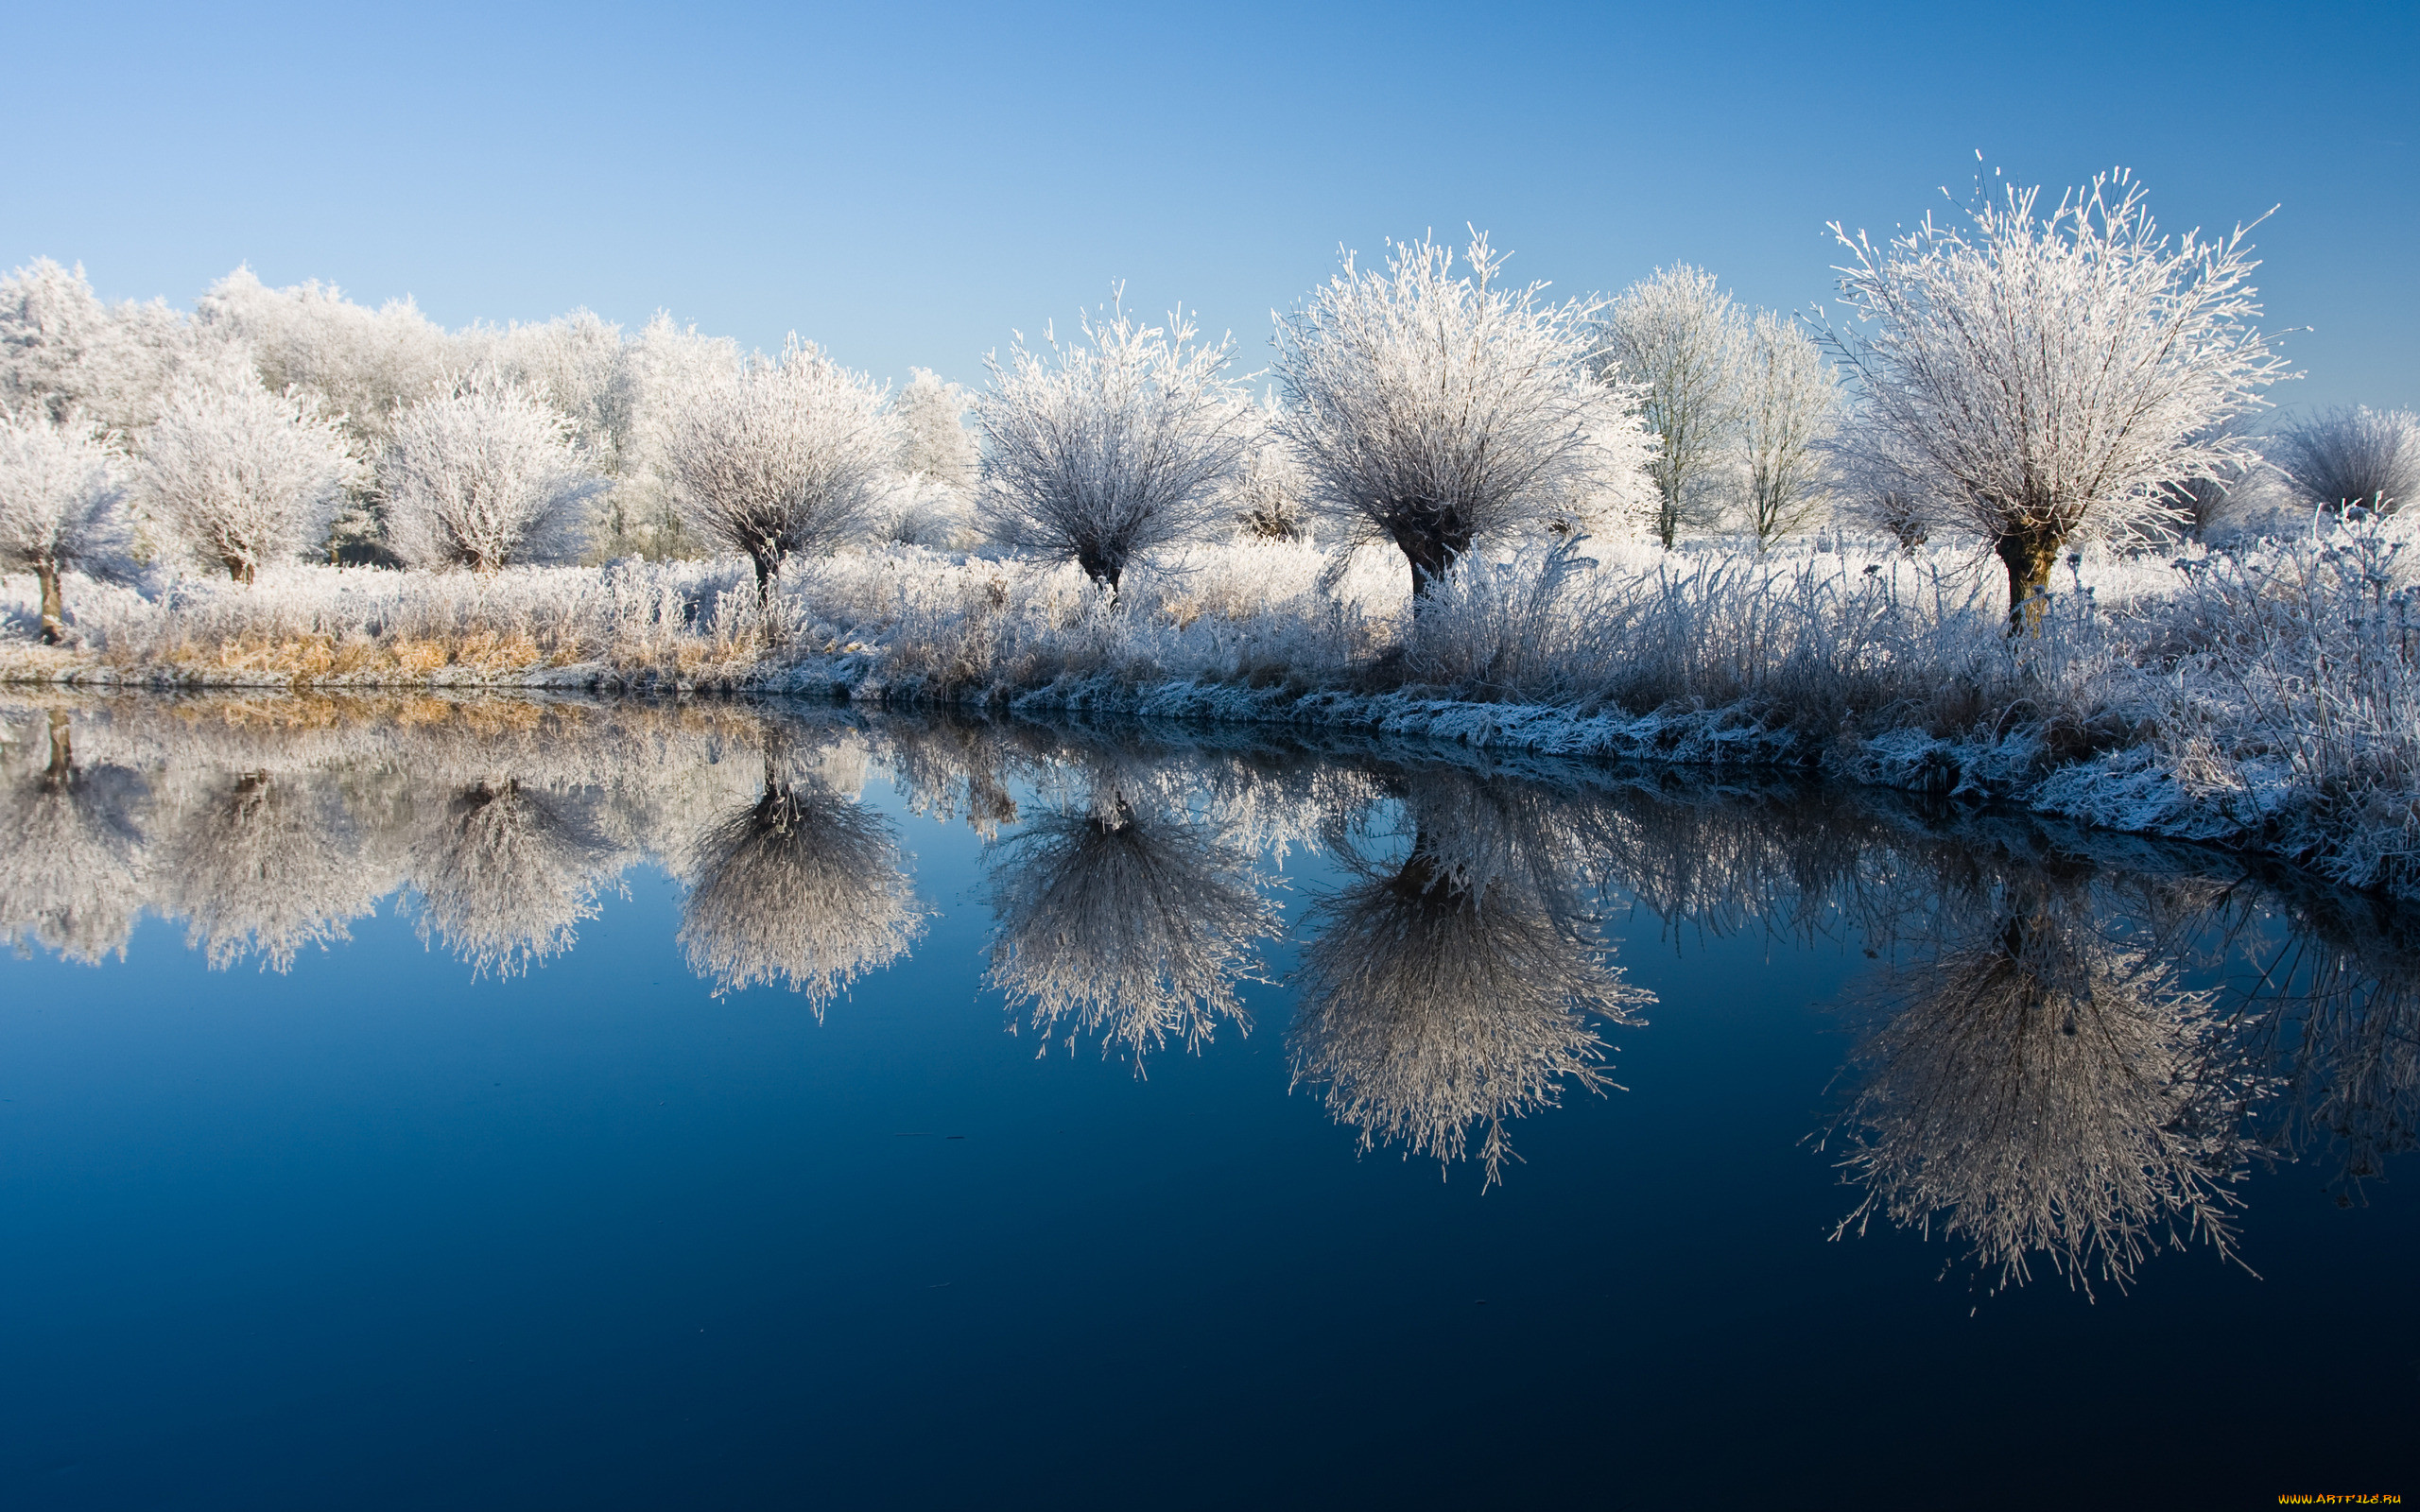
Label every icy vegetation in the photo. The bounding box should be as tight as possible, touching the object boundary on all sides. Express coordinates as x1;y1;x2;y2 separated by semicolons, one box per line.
3;172;2414;897
1;694;2410;1284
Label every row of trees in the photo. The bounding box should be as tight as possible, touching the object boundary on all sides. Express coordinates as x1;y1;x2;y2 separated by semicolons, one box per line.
5;171;2413;638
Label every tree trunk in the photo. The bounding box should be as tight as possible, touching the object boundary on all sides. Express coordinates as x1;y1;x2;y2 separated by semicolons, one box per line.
1391;516;1475;607
1996;530;2063;634
36;562;65;644
751;549;777;604
45;708;72;780
226;556;255;585
1075;548;1124;597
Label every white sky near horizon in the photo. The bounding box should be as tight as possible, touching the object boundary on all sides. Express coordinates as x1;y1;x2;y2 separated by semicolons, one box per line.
4;0;2412;415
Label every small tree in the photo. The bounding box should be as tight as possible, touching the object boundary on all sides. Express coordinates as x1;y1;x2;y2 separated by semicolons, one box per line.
975;298;1252;592
140;370;361;582
1737;311;1840;544
1825;169;2286;627
2271;406;2420;516
0;408;130;642
1593;264;1743;548
1274;232;1644;599
662;337;893;598
381;372;607;572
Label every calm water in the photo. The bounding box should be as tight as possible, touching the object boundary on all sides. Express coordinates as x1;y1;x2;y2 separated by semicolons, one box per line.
1;696;2411;1509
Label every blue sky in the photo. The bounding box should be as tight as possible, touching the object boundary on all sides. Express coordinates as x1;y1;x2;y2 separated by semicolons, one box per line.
5;0;2411;409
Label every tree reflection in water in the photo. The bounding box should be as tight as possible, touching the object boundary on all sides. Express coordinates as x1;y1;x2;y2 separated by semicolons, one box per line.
1289;771;1651;1187
410;778;614;978
1825;869;2264;1297
167;770;380;971
2;693;2415;1279
679;736;925;1014
981;780;1278;1067
0;708;145;964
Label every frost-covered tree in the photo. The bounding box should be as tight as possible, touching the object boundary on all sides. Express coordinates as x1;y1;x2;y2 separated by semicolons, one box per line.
194;268;461;449
976;298;1253;592
380;372;608;572
982;786;1280;1067
1274;232;1646;598
679;747;925;1013
662;336;893;597
0;408;130;642
0;259;193;437
139;370;363;581
1736;310;1840;543
1824;169;2286;627
1594;264;1743;548
1826;420;1939;554
616;313;743;558
479;311;635;466
2270;406;2420;517
892;367;979;490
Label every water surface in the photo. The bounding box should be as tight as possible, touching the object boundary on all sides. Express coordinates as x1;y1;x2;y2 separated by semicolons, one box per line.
1;696;2411;1508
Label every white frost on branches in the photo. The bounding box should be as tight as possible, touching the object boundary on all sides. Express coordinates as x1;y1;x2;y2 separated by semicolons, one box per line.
1594;264;1743;547
1273;232;1651;594
0;408;130;641
1824;168;2287;622
380;372;608;572
661;336;894;594
140;369;364;581
975;297;1254;591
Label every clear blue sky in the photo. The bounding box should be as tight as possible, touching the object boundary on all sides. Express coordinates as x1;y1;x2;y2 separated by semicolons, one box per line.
5;0;2411;410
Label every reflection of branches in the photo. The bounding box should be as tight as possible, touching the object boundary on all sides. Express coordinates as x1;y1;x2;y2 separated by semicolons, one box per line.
0;711;146;964
1288;774;1651;1187
1830;880;2261;1296
983;788;1278;1067
2229;882;2420;1206
167;772;379;971
410;779;610;977
680;758;924;1014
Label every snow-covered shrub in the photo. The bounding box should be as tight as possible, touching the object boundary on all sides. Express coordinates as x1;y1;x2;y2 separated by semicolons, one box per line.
0;408;130;641
1274;232;1653;597
381;372;608;572
2270;406;2420;516
1824;169;2286;626
975;298;1253;592
662;337;893;597
139;369;363;580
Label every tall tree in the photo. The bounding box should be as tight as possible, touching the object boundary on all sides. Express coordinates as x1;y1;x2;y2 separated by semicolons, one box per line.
1594;264;1743;548
1737;311;1841;543
1824;169;2285;627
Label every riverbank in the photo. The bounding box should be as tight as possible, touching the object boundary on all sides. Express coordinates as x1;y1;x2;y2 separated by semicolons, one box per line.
6;523;2414;897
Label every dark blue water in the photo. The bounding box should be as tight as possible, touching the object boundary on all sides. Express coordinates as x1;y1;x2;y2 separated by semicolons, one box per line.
0;697;2411;1509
